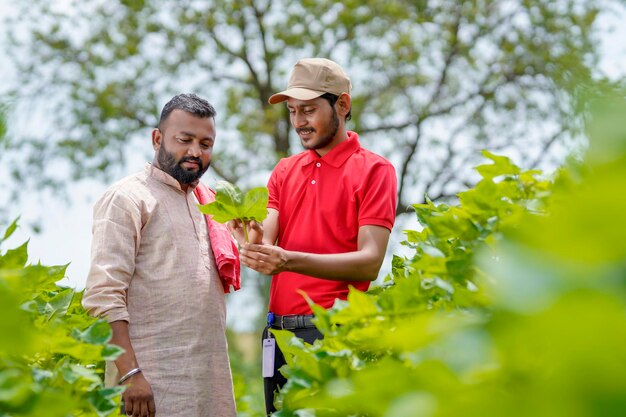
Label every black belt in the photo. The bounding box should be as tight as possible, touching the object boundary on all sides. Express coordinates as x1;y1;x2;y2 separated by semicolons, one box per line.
270;314;316;330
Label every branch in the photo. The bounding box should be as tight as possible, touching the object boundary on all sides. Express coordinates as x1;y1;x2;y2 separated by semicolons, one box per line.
396;199;415;216
421;142;457;202
363;4;525;137
207;12;264;95
235;8;265;94
419;115;517;206
528;127;567;169
426;8;462;108
422;93;490;198
212;73;248;84
396;120;423;215
427;152;480;203
250;0;274;102
394;8;463;217
423;191;461;203
360;121;416;134
254;3;293;155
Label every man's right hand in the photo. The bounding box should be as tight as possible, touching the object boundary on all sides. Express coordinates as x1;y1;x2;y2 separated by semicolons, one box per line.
109;321;155;417
228;219;264;246
121;372;156;417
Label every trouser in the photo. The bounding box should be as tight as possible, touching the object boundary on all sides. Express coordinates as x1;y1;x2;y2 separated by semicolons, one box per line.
262;323;323;415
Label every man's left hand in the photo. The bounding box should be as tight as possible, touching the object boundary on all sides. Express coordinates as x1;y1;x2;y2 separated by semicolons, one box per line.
239;243;287;275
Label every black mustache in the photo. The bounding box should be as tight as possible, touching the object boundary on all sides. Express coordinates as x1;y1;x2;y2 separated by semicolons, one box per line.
180;157;203;167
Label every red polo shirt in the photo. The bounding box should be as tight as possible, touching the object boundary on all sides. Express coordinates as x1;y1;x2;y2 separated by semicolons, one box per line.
267;131;397;315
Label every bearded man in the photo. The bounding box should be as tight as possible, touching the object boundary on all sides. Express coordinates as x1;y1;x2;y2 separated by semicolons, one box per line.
83;93;239;417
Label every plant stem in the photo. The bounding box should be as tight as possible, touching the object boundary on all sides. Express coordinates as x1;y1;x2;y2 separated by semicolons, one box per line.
243;220;249;243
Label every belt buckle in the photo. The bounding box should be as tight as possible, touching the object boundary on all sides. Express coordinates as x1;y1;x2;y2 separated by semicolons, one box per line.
281;314;297;330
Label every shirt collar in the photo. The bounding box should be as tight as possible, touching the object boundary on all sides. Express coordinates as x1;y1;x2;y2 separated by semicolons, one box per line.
145;163;198;194
301;131;361;168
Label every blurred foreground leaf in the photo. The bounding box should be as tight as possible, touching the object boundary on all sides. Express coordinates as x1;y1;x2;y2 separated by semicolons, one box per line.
0;222;123;417
273;93;626;416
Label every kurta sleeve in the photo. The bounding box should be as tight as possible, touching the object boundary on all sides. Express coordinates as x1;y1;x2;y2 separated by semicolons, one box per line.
82;188;142;323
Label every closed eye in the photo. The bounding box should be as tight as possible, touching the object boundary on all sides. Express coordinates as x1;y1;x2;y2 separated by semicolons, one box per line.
287;107;315;115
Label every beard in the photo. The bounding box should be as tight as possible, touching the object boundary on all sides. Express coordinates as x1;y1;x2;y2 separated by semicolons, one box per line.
157;144;209;185
297;107;340;151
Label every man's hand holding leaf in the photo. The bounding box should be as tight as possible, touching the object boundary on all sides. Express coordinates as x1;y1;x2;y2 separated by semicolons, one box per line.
228;219;264;246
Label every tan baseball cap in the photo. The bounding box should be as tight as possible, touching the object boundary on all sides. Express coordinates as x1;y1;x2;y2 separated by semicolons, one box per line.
268;58;352;104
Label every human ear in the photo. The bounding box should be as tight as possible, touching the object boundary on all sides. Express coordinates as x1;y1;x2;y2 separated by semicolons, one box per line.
151;128;162;151
336;93;351;118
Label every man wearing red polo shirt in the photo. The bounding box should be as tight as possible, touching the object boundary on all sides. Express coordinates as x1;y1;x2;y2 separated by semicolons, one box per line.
232;58;397;415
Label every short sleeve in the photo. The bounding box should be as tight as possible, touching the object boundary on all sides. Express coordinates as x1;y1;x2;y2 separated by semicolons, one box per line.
358;162;397;231
267;159;288;211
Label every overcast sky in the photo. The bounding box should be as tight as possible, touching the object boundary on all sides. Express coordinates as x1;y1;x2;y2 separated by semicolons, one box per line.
2;2;625;331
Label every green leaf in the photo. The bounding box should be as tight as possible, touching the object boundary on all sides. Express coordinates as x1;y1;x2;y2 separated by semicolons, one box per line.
271;329;308;369
198;181;268;224
0;287;34;355
0;368;35;409
0;241;29;269
475;150;521;180
198;181;268;242
101;343;125;361
1;217;20;244
74;320;112;345
88;386;125;417
345;287;379;316
61;363;101;390
0;231;122;416
33;288;75;319
241;187;270;221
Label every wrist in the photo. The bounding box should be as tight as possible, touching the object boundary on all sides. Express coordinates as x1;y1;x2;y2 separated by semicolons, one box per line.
118;367;142;385
282;249;299;273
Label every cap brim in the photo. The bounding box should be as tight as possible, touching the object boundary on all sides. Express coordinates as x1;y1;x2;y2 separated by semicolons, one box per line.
268;87;326;104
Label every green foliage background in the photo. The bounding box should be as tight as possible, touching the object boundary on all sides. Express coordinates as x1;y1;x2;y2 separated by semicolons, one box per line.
262;95;626;416
1;90;625;416
1;2;626;415
0;220;124;417
3;0;622;214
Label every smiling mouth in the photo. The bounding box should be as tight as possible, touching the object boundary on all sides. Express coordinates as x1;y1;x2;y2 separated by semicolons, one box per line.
297;128;315;136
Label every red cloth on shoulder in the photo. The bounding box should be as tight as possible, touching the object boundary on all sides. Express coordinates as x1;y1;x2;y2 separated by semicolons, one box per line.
194;183;241;293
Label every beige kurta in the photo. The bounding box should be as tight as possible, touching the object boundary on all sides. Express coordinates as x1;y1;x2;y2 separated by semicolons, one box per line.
82;164;236;417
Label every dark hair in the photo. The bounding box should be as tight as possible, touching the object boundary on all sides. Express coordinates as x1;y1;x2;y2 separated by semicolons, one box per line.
320;92;352;121
158;93;216;129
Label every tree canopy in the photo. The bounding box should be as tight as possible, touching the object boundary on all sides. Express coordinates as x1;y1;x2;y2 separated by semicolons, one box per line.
2;0;621;214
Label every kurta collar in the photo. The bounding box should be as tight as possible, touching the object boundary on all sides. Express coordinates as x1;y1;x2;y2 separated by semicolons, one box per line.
301;131;361;168
145;163;198;194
